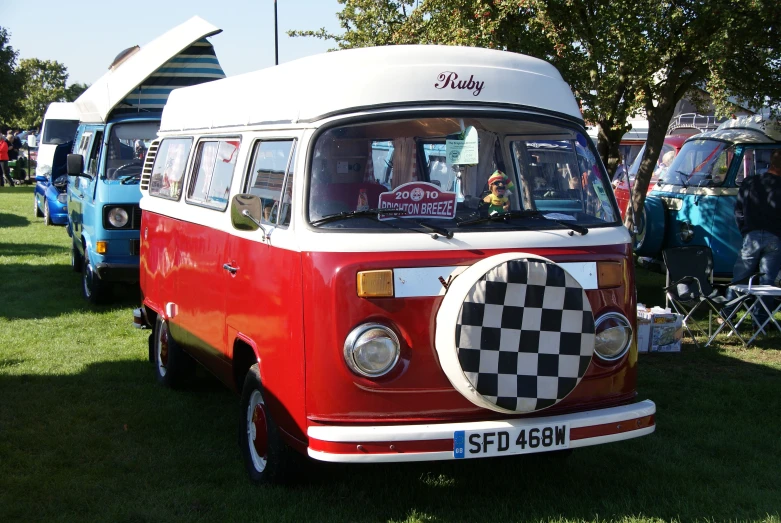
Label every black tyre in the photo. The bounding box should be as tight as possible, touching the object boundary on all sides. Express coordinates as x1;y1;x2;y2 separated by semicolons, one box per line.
70;241;83;273
34;194;43;217
634;196;666;257
43;199;52;226
239;364;300;485
152;317;195;388
82;252;110;304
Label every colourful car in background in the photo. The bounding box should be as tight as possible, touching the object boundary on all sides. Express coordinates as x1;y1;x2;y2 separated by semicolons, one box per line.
634;115;781;279
612;135;688;220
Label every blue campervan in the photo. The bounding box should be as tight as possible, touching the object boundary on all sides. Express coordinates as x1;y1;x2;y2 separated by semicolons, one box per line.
67;17;225;303
635;115;781;279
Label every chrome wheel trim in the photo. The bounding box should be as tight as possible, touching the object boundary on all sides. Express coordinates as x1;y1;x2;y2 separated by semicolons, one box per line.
246;389;268;473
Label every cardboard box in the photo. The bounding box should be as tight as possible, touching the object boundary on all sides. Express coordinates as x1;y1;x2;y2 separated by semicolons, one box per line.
636;311;652;353
650;311;683;352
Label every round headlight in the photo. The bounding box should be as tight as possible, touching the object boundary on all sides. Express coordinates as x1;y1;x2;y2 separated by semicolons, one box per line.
108;207;129;228
57;193;68;204
594;313;632;361
344;323;400;377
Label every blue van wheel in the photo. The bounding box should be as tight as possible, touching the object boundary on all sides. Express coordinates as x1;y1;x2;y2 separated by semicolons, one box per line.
634;196;666;257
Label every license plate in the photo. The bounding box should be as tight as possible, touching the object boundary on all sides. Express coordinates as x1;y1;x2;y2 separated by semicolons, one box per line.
453;423;569;459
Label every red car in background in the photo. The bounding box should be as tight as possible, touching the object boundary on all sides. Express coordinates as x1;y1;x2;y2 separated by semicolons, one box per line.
613;134;688;220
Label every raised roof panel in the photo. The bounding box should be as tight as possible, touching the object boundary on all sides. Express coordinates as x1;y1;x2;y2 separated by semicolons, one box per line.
159;45;582;132
74;16;225;124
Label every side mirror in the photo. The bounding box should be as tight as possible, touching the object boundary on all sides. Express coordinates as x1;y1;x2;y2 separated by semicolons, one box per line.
66;154;86;176
231;194;266;235
35;174;48;183
27;135;37;148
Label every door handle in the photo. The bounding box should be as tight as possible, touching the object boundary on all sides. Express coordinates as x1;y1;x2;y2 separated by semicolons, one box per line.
222;263;239;274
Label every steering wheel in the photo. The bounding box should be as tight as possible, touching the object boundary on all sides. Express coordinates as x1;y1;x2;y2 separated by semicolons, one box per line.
113;160;143;180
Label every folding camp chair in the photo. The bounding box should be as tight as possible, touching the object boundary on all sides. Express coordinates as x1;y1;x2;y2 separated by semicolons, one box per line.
662;246;757;348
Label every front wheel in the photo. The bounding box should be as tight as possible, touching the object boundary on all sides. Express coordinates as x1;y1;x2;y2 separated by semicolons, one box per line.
239;364;300;485
82;252;110;304
43;200;52;226
34;194;43;217
153;316;195;388
70;241;83;273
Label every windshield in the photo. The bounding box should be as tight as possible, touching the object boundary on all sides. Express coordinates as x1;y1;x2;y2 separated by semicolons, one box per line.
105;121;160;180
627;142;678;181
308;117;618;231
42;120;79;145
659;139;732;187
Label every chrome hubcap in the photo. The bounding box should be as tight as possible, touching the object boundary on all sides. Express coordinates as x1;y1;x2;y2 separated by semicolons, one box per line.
246;390;268;472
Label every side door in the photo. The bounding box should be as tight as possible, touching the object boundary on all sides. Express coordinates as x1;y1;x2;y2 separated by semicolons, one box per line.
173;137;241;378
225;138;305;425
68;129;94;242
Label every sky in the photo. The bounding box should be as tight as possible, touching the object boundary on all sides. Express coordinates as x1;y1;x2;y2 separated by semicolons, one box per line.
1;0;344;85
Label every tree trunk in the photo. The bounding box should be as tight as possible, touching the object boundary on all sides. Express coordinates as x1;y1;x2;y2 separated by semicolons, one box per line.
625;104;676;232
596;121;624;179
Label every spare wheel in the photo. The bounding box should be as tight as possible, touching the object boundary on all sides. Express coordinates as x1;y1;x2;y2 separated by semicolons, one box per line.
435;253;595;414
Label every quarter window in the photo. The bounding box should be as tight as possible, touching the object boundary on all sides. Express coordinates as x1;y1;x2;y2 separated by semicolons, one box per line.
187;139;240;211
149;138;193;200
246;140;296;226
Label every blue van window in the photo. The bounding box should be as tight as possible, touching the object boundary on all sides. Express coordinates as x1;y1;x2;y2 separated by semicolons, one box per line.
149;138;192;200
105;121;160;181
661;139;733;187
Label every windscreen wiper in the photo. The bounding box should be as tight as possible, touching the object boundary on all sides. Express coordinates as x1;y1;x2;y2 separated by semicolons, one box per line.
310;208;407;226
120;174;142;185
675;170;690;189
457;210;588;235
395;218;454;239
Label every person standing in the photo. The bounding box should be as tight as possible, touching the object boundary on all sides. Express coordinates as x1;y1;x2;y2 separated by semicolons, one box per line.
0;133;10;186
733;148;781;326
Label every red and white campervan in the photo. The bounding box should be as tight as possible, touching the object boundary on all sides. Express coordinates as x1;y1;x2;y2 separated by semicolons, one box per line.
136;46;656;484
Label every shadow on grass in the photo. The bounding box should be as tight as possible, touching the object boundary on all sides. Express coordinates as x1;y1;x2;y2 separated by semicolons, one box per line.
0;242;69;258
0;212;30;228
0;262;140;320
1;351;780;522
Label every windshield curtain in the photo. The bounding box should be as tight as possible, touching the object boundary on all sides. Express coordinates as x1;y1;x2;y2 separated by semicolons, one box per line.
308;117;618;231
105;121;160;180
660;139;731;187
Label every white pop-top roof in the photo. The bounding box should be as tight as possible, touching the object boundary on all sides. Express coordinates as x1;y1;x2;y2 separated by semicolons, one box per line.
159;45;582;132
74;16;222;124
713;114;781;142
43;102;80;122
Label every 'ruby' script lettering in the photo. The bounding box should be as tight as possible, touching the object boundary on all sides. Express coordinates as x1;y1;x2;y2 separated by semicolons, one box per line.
434;71;484;97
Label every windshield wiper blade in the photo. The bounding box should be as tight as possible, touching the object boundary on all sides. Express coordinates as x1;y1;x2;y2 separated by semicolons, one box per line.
457;210;588;235
310;208;407;226
404;218;453;239
675;170;690;189
120;174;142;185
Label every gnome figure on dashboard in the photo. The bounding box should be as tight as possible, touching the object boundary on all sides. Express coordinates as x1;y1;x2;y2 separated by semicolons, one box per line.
483;170;515;215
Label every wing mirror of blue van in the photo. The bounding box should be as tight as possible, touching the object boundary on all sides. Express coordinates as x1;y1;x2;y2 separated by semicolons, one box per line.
66;154;88;177
231;194;267;238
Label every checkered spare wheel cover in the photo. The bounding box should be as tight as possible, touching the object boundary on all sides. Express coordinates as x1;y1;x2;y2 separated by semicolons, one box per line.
437;255;595;414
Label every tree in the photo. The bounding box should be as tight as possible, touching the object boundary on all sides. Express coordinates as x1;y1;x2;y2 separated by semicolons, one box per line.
0;26;21;125
12;58;69;129
293;0;781;229
64;82;89;102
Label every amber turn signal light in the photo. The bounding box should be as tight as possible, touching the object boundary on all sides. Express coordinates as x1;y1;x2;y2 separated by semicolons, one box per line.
597;261;623;288
357;270;394;297
95;241;108;254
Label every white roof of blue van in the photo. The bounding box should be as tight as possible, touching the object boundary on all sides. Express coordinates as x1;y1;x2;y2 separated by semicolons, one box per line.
74;16;223;124
691;115;781;144
43;102;80;121
159;45;582;132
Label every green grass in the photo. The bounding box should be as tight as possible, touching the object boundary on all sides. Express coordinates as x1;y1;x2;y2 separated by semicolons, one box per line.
2;185;780;522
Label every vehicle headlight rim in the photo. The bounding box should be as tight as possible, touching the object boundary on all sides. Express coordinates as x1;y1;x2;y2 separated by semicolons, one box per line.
343;323;401;378
108;207;129;228
594;312;632;362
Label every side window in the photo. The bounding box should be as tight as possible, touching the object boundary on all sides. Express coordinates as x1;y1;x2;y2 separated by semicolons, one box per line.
88;131;103;176
149;138;193;200
187;139;240;211
245;140;295;225
736;148;779;185
77;131;93;158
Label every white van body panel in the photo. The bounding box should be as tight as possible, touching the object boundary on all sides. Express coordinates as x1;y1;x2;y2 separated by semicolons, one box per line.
159;45;583;132
36;102;81;177
74;16;223;123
